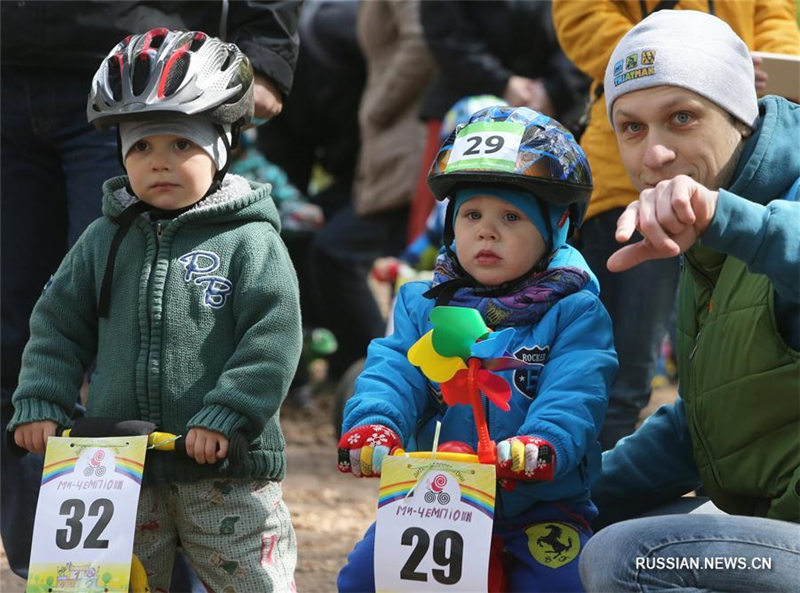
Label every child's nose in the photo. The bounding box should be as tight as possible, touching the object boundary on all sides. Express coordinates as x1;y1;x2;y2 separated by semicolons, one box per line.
150;151;170;170
477;223;498;240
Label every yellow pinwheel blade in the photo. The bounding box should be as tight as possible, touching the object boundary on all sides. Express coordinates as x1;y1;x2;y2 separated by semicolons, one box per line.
408;330;467;383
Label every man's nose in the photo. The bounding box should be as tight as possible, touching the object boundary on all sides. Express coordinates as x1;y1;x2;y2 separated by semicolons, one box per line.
642;137;676;169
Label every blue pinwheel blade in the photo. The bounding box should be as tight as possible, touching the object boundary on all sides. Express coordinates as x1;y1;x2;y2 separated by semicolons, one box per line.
470;327;515;359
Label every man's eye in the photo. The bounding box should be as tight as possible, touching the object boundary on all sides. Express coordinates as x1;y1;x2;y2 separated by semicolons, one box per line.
624;122;642;133
674;112;692;125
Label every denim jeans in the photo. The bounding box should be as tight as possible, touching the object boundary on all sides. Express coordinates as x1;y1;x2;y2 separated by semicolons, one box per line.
1;67;119;578
577;209;680;449
580;514;800;592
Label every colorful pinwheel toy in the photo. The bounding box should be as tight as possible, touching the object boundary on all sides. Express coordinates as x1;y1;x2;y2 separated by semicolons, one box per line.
407;306;531;464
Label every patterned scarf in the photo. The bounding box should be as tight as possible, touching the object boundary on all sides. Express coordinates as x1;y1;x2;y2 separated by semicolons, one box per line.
424;251;590;328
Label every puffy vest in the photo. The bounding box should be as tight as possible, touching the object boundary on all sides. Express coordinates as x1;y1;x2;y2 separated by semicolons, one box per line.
677;239;800;521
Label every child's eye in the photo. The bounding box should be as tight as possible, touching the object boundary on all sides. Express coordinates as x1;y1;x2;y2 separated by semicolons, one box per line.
504;212;520;222
133;140;149;151
175;139;193;150
466;211;481;220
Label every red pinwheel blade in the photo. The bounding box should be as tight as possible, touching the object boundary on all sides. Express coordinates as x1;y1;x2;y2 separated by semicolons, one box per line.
440;370;474;406
477;370;512;411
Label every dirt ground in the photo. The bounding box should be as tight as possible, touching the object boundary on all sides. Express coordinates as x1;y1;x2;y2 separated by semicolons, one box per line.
0;383;678;592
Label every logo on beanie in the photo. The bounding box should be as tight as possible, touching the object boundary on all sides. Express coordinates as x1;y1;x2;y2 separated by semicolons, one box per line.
614;49;656;87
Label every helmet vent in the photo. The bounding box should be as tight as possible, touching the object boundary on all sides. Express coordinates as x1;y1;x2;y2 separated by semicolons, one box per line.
162;53;190;97
107;56;123;101
219;47;234;71
149;33;165;49
132;54;151;96
190;32;207;52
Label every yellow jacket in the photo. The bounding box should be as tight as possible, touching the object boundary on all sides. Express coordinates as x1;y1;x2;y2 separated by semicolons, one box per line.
552;0;800;220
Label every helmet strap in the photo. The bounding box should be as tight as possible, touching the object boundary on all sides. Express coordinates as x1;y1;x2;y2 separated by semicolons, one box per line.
204;123;237;197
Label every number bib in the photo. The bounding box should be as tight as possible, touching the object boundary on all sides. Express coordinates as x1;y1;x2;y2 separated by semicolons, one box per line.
444;121;525;173
26;436;148;593
375;456;496;592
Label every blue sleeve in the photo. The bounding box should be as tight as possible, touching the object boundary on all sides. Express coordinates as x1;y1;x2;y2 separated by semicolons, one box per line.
519;292;617;479
341;284;432;444
592;398;701;525
703;187;800;302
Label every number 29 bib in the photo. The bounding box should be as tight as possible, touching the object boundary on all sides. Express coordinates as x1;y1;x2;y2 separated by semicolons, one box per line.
374;455;496;592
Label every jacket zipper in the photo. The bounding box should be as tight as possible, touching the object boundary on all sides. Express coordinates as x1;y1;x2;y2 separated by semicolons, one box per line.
682;250;723;488
155;222;163;245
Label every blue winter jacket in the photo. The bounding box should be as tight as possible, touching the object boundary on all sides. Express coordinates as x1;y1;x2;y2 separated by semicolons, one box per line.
342;245;617;519
592;96;800;524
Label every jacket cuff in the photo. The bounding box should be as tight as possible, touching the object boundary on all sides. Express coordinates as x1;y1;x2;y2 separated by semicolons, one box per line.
345;415;404;445
187;405;250;438
7;398;74;432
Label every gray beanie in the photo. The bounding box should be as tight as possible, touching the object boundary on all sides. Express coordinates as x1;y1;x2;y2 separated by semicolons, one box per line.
604;10;758;129
119;117;232;170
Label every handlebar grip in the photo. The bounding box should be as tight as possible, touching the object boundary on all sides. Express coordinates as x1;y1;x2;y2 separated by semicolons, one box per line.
70;417;158;438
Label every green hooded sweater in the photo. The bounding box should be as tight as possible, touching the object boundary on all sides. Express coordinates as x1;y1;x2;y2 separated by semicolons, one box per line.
9;175;302;485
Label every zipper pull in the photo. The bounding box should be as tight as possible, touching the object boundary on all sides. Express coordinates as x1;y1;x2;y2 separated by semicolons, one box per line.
689;330;701;360
156;222;163;243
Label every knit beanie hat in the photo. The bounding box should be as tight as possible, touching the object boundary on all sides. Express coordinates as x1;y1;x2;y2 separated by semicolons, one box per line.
453;186;569;251
604;10;758;129
119;117;231;170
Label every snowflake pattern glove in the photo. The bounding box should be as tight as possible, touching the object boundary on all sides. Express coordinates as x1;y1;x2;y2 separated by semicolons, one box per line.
337;424;402;477
496;436;555;482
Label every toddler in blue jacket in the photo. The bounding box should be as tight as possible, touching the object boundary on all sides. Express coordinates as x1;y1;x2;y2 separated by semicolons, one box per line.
337;106;618;592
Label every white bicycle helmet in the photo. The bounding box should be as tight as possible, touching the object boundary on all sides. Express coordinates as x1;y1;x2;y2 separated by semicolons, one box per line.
87;28;254;128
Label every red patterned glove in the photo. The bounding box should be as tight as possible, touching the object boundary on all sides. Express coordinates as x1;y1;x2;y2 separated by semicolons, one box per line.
337;424;402;477
496;436;555;482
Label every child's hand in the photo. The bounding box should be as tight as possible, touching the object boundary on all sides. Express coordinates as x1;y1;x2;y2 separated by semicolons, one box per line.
337;424;402;477
185;427;228;465
496;436;555;482
14;420;58;454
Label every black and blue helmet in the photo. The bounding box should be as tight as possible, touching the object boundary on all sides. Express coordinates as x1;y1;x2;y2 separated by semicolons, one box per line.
427;106;592;232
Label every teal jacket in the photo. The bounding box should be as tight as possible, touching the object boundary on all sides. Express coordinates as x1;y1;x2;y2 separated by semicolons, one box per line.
592;96;800;523
10;175;303;485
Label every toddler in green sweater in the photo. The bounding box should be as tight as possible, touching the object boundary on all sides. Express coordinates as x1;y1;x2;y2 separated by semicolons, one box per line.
9;29;302;591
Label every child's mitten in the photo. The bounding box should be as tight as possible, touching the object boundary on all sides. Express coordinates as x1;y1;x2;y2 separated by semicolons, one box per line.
337;424;402;477
496;436;555;482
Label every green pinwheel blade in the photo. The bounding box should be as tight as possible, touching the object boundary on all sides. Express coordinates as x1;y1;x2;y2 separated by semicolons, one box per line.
429;306;489;359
